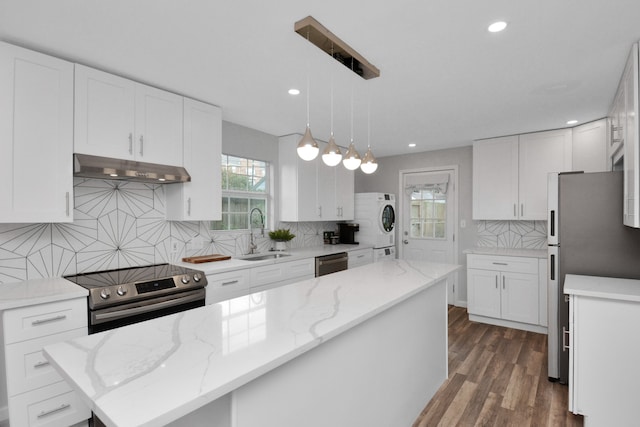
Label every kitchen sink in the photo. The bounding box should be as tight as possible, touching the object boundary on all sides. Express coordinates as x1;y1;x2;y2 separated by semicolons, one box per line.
238;253;291;261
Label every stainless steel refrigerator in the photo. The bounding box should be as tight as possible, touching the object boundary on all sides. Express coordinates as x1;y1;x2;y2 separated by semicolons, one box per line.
547;171;640;383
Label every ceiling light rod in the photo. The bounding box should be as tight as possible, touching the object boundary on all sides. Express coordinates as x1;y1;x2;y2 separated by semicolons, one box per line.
294;15;380;80
322;43;343;167
343;58;362;170
297;30;320;161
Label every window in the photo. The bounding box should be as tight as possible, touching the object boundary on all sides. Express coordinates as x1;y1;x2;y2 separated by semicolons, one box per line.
212;154;269;230
409;189;447;239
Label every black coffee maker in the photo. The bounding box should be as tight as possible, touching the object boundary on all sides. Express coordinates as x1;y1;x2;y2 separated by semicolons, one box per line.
338;223;359;244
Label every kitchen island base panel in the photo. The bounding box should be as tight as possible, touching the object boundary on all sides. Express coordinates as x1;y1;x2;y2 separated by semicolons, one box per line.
231;279;447;427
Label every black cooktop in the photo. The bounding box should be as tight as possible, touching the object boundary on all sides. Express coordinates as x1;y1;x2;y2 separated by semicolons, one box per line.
64;264;197;289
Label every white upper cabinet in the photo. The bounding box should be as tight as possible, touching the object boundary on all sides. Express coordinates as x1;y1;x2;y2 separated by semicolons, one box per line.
0;42;74;223
518;129;572;220
472;136;519;220
572;119;608;173
134;83;183;166
279;135;354;222
622;44;639;228
74;65;135;160
74;64;183;166
608;43;639;228
473;129;572;220
166;98;222;221
335;162;355;219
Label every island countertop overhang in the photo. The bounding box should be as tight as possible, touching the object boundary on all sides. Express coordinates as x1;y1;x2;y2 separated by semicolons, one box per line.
44;260;460;427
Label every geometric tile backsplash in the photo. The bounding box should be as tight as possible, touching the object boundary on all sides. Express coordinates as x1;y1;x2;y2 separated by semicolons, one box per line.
0;178;336;284
475;220;547;249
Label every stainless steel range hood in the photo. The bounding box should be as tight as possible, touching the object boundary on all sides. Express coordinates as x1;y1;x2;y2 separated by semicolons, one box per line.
74;154;191;184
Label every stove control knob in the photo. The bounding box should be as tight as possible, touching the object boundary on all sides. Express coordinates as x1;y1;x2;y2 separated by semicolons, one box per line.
181;275;190;284
193;273;202;282
100;289;111;300
117;286;127;296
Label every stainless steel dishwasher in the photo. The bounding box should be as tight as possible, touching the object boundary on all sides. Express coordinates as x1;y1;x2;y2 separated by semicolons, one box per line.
315;252;348;277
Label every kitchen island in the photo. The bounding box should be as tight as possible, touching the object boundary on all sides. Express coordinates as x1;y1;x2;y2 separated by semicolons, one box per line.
44;259;459;427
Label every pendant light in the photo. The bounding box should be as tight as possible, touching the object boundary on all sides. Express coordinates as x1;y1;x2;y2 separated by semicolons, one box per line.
297;31;319;161
343;60;362;170
322;45;342;167
360;97;378;174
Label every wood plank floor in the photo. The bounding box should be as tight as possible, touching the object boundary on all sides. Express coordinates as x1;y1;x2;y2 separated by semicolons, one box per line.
413;306;584;427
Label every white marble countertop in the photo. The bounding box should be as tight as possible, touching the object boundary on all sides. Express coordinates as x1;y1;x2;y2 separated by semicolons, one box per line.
174;244;374;275
0;277;88;311
564;274;640;302
464;247;547;259
44;259;459;427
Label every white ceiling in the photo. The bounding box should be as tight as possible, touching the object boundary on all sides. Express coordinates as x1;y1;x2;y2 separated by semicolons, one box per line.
1;0;639;157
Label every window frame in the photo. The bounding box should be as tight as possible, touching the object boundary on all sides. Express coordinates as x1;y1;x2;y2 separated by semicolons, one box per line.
212;154;272;232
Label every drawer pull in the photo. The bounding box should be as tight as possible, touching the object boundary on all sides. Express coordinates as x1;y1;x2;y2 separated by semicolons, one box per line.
357;255;365;258
33;360;50;369
32;315;67;326
37;403;71;418
492;262;508;266
222;280;239;286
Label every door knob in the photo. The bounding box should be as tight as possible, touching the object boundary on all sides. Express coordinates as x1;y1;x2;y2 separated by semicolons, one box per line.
403;239;409;244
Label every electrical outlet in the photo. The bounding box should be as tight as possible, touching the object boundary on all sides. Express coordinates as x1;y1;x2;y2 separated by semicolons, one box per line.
170;239;179;253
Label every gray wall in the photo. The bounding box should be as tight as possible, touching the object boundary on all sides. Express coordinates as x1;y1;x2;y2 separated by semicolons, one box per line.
354;146;476;304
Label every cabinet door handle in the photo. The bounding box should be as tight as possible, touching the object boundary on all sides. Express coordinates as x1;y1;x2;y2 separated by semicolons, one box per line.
492;262;508;266
187;197;191;216
222;280;239;286
32;315;66;326
34;360;50;369
65;192;70;217
318;206;322;217
513;204;517;218
502;275;506;289
139;135;144;156
37;403;71;419
521;204;524;217
562;326;571;352
128;133;133;154
495;275;498;289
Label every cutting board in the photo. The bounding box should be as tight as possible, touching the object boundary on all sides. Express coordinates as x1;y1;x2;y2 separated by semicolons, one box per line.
182;254;231;263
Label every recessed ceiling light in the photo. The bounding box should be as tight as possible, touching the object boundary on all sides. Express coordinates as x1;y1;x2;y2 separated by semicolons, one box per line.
488;21;507;33
288;88;300;95
408;143;417;148
566;120;578;125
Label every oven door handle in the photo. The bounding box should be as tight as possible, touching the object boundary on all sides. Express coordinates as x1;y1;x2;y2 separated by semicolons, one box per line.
92;290;204;324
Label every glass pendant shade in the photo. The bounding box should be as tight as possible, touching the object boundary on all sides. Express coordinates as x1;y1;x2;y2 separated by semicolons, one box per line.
360;147;378;174
322;135;343;166
342;142;362;170
297;126;319;161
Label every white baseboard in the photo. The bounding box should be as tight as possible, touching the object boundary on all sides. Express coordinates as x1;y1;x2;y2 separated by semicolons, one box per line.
468;314;548;334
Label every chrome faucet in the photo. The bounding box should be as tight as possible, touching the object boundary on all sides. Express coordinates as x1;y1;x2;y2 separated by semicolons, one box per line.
248;207;264;254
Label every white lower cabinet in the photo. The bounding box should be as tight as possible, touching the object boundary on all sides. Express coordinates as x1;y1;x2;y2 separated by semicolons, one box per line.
467;254;545;332
3;298;90;427
568;287;640;425
250;258;315;292
205;269;251;305
205;258;315;304
348;248;373;269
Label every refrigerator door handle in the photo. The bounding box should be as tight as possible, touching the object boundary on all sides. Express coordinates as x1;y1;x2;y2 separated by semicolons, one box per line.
562;326;571;352
550;254;555;280
547;173;559;246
